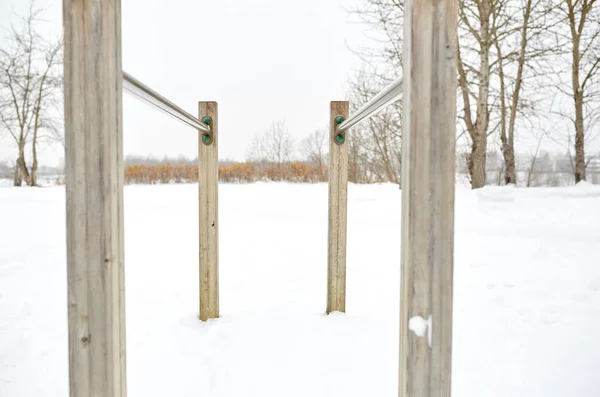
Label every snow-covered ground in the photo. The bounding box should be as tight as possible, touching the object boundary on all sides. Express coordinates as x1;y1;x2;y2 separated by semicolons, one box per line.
1;182;600;397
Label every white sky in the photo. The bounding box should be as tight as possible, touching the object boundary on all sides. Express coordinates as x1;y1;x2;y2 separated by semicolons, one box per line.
0;0;371;166
1;0;597;168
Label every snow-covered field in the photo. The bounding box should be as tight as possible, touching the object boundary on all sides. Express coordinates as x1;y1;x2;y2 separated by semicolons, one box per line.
1;182;600;397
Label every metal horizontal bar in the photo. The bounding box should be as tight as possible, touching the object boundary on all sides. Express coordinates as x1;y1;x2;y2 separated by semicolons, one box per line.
122;71;210;133
337;76;403;133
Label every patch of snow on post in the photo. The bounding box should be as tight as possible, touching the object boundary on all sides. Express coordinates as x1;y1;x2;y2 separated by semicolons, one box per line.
408;316;427;337
408;315;432;348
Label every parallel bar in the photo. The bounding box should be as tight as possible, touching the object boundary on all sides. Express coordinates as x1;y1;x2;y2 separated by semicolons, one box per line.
122;71;210;133
399;0;457;397
64;0;127;395
337;76;403;133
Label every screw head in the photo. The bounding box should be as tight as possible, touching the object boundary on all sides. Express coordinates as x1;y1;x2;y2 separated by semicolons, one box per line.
202;134;212;144
335;116;345;125
335;134;345;144
202;116;211;125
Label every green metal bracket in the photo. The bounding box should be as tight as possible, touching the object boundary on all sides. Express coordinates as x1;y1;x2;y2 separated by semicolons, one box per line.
334;115;345;145
201;116;213;145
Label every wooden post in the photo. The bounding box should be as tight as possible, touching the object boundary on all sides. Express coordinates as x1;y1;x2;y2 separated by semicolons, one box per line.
63;0;126;396
399;1;457;397
327;101;350;314
198;102;219;321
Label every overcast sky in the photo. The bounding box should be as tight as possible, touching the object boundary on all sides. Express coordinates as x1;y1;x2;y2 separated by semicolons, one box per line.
0;0;372;166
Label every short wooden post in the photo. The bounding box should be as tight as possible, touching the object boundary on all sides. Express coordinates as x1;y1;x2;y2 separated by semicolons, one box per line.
198;101;219;321
399;1;457;397
327;101;350;314
63;0;127;396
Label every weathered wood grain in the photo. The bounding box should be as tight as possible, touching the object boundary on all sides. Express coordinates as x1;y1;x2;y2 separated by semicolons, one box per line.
198;101;219;321
327;101;350;314
63;0;127;395
399;1;458;396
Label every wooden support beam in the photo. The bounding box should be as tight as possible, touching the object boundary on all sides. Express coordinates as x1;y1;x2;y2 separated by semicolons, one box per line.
327;101;350;314
63;0;126;396
399;1;458;397
198;101;219;321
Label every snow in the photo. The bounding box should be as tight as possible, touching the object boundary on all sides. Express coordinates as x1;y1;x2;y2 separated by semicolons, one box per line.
1;182;600;396
408;315;432;347
408;316;428;337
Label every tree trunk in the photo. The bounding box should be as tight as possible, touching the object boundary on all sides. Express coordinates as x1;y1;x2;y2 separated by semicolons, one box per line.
17;145;31;186
13;161;22;186
30;136;38;186
574;90;585;182
462;0;492;190
472;2;491;189
504;0;532;186
468;132;487;188
502;144;516;185
496;39;514;185
568;0;586;183
496;43;516;185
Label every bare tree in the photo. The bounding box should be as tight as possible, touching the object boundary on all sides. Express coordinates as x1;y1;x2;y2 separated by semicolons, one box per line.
456;0;560;188
0;2;62;186
348;1;404;185
492;0;556;184
555;0;600;182
300;129;327;180
348;70;402;184
352;0;598;188
246;120;294;180
350;0;404;71
354;0;500;188
456;0;501;189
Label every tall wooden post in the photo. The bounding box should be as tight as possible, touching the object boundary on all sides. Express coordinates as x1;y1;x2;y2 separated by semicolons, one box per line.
63;0;126;396
399;1;457;397
327;101;350;314
198;102;219;321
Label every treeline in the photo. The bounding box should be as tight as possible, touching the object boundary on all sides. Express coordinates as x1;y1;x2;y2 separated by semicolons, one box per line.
121;149;600;186
464;151;600;187
124;162;327;184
